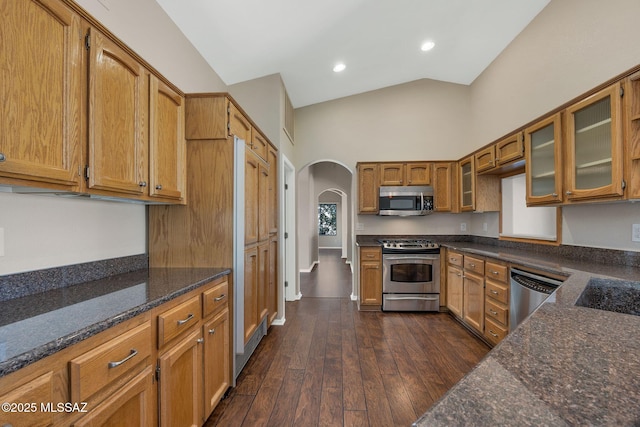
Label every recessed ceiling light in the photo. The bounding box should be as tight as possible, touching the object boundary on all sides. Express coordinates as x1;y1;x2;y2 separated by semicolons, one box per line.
421;41;435;52
333;63;346;73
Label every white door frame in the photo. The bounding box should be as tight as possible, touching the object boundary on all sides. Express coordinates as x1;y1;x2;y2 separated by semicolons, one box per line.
282;154;299;302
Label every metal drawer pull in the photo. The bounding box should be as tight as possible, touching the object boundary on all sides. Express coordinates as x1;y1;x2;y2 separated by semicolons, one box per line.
177;313;194;325
492;271;499;275
0;152;5;162
490;290;499;295
196;338;204;344
214;294;226;302
108;349;138;369
489;309;498;315
489;330;499;338
385;296;438;301
209;328;216;335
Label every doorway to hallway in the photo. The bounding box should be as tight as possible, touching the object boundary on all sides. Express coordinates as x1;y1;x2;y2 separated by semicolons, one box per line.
299;248;352;298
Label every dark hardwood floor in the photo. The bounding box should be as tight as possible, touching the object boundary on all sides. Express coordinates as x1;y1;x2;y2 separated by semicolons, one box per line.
205;249;489;427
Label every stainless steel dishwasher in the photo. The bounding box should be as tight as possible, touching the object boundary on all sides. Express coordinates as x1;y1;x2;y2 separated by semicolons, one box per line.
510;268;564;330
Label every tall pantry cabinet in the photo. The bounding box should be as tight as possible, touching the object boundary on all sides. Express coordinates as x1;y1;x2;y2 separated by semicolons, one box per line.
148;93;279;377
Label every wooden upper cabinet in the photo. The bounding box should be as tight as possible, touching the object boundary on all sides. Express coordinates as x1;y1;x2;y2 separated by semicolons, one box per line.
475;146;496;173
624;71;640;199
268;145;278;234
525;113;563;205
149;76;186;203
0;0;83;189
185;95;228;140
357;163;379;214
379;163;405;185
433;162;454;212
245;151;260;245
228;102;252;142
258;161;270;242
88;27;148;196
496;132;524;166
251;129;269;161
565;82;624;201
406;162;431;185
459;156;475;211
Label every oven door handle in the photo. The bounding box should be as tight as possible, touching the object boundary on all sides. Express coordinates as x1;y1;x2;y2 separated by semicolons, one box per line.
383;255;438;261
384;296;439;301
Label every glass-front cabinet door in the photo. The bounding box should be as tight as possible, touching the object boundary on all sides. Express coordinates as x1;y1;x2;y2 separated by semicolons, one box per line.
525;113;563;205
459;156;475;211
565;83;624;201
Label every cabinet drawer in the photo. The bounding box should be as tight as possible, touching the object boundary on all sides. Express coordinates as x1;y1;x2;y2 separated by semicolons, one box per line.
447;251;463;267
485;261;508;284
485;298;508;326
463;255;484;275
484;317;508;346
485;280;509;305
203;279;229;318
360;247;381;261
158;295;201;347
70;322;152;402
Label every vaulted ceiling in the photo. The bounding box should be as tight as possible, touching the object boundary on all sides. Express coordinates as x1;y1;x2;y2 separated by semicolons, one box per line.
156;0;550;107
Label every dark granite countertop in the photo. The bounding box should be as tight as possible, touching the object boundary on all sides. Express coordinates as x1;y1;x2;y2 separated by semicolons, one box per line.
410;242;640;426
0;267;231;377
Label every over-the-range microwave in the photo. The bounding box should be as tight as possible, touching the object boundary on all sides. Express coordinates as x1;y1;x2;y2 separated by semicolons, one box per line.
378;186;434;216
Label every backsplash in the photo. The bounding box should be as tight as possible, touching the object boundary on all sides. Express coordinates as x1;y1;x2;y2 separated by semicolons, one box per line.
0;254;149;302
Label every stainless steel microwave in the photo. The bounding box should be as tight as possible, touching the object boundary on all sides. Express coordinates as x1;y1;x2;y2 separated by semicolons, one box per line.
378;186;434;216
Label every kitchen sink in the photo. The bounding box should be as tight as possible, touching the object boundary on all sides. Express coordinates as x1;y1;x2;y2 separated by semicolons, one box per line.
575;278;640;316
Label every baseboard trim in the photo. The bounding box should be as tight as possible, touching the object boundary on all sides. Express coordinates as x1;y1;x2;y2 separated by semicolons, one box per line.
299;261;318;273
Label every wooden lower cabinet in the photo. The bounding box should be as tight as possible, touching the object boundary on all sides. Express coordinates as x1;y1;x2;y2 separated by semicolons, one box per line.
446;264;463;318
203;309;230;419
463;271;485;334
484;260;510;346
359;247;382;309
0;371;55;427
158;328;203;427
74;366;155;427
244;246;259;344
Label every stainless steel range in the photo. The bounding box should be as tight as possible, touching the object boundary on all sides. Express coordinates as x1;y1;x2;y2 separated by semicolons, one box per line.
379;239;441;311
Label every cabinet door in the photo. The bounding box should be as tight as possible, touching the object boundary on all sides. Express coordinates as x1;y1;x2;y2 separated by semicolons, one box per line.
258;241;269;322
258;161;270;242
475;146;496;173
149;76;186;202
268;235;278;326
380;163;405;186
459;157;475;211
203;309;230;420
268;145;279;234
624;71;640;199
357;163;379;214
525;113;563;205
158;329;202;427
446;265;463;318
496;132;524;166
228;102;251;142
433;163;453;212
0;0;82;188
74;366;155;427
251;129;268;161
406;162;431;185
88;28;148;196
359;248;381;306
244;246;259;344
565;83;624;201
463;272;485;334
0;371;54;427
245;151;260;245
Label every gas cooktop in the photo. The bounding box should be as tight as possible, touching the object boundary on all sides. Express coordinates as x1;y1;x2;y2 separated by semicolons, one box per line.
378;239;440;253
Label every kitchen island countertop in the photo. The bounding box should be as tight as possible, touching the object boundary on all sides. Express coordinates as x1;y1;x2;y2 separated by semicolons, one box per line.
0;267;231;377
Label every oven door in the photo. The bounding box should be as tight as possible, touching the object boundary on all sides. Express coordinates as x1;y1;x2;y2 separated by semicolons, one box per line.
382;254;440;294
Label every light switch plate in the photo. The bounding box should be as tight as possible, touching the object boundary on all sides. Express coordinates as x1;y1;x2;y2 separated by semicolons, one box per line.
460;222;467;232
632;224;640;242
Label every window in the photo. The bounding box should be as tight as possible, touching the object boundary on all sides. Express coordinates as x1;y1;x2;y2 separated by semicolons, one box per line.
318;203;337;236
501;173;560;243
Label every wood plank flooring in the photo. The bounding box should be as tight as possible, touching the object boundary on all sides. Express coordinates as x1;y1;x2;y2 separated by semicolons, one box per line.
205;250;489;427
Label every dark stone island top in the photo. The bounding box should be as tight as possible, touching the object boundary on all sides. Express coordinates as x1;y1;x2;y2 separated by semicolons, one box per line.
356;236;640;425
0;267;231;377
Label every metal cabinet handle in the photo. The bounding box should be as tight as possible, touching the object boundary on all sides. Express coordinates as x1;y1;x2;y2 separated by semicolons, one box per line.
0;153;5;162
566;191;573;195
489;330;499;338
490;290;499;295
450;257;457;262
552;193;558;197
177;313;194;325
209;328;216;335
196;338;204;344
139;181;147;187
469;263;475;267
155;184;162;190
491;271;499;275
489;309;498;316
214;294;226;302
456;273;462;277
108;349;138;369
